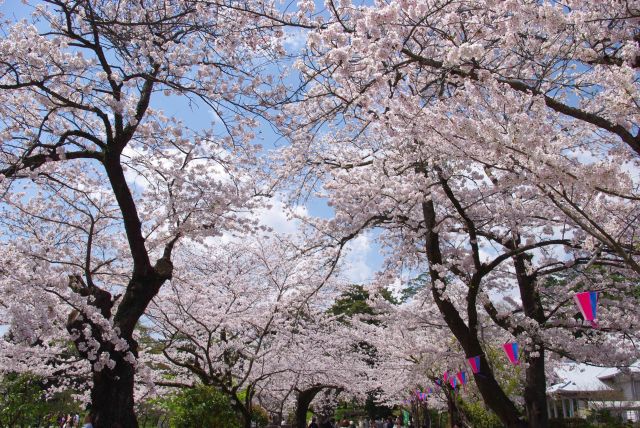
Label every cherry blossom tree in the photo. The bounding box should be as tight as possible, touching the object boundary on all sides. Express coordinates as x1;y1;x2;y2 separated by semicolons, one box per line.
0;1;289;425
144;236;371;428
276;1;640;427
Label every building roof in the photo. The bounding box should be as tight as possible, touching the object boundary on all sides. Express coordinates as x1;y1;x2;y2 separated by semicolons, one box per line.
589;401;640;410
547;363;615;394
596;360;640;380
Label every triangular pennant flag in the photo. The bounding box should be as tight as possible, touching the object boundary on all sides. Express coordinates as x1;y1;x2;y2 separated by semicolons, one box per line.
468;355;481;374
449;376;457;388
503;342;519;365
456;371;467;385
574;291;599;328
443;370;449;383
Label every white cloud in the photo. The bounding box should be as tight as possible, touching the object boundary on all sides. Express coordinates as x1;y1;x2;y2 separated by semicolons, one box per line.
255;196;308;235
342;232;376;284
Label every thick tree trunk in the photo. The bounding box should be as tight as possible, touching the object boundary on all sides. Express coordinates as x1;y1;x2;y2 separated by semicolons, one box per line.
471;364;526;428
295;385;326;428
524;346;548;428
239;407;252;428
514;254;549;428
67;273;170;427
91;276;166;428
445;392;463;428
91;357;137;428
242;397;253;428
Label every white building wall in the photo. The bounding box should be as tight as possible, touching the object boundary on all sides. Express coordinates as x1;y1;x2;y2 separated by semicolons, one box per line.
620;379;633;400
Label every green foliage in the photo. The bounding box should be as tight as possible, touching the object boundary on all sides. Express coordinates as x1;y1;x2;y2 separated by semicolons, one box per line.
458;400;502;428
251;405;269;428
165;385;241;428
328;284;396;323
536;410;634;428
334;400;368;422
0;372;48;427
136;398;170;428
585;408;635;427
0;372;81;427
401;273;429;302
549;418;597;428
363;391;393;420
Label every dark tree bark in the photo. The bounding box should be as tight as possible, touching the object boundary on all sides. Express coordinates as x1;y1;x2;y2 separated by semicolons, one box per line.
446;401;463;428
514;253;549;428
67;269;171;427
232;398;253;428
88;280;167;428
523;346;548;428
90;360;137;428
294;385;329;428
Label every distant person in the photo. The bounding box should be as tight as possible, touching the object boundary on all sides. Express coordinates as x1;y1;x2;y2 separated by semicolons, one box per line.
81;413;94;428
320;417;333;428
423;413;431;428
309;417;319;428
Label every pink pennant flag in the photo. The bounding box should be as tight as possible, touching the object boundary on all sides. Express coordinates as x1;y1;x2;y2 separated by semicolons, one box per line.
468;355;481;374
574;291;599;328
503;342;519;365
449;376;457;388
456;371;467;385
443;370;449;383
